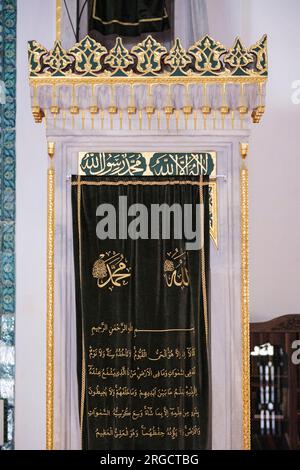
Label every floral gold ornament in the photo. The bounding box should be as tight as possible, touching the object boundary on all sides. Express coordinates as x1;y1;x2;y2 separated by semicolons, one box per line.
43;41;73;76
92;251;132;291
131;35;168;75
28;34;268;79
164;38;192;76
164;249;190;289
69;36;107;76
188;36;226;75
223;38;254;75
105;38;134;76
249;35;268;76
28;40;48;74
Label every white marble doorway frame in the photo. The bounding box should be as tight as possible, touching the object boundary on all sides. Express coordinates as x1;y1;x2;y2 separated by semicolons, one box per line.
49;130;248;450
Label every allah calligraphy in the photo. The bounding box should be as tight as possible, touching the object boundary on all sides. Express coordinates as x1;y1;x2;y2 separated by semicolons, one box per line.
149;152;216;176
163;249;190;289
92;251;131;291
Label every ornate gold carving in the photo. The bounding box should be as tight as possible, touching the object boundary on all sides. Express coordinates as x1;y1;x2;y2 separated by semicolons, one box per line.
46;166;55;450
47;141;55;159
240;143;250;450
70;106;79;114
238;106;249;115
28;35;268;80
69;36;107;76
56;0;62;41
251;105;265;123
127;106;137;114
92;252;132;291
219;106;230;115
164;38;192;76
201;106;211;115
89;105;99;114
30;76;267;87
105;38;134;76
32;106;44;123
43;41;72;75
249;35;268;76
240;142;249;160
183;105;193;114
131;35;167;75
164;106;174;114
28;40;48;75
224;38;254;74
108;106;117;114
50;106;60;115
188;36;226;75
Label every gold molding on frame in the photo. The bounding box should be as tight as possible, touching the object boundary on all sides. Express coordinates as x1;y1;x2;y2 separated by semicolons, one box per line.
209;182;218;249
240;142;250;450
46;143;55;450
29;75;267;87
56;0;62;41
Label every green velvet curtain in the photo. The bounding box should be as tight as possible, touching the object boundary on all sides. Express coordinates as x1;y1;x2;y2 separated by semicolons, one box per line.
72;176;210;450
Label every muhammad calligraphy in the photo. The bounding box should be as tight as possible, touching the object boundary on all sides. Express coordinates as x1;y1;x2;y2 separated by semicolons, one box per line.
92;251;131;291
80;152;146;176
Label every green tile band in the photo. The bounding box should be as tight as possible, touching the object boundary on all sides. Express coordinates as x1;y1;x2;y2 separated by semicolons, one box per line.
0;0;16;450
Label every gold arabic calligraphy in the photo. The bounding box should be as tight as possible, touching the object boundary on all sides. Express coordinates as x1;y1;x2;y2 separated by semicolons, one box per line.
95;425;201;440
92;251;131;291
164;249;190;289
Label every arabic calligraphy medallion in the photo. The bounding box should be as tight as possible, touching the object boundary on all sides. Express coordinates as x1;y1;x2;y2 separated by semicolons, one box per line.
163;249;190;289
92;251;132;291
